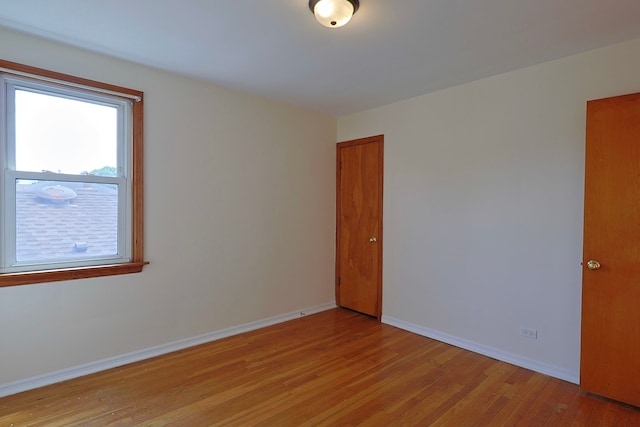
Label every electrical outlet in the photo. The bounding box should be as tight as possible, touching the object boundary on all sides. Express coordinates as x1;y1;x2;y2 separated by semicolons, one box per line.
520;328;538;340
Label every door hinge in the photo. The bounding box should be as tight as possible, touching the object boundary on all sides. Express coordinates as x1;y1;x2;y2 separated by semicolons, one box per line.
338;277;341;286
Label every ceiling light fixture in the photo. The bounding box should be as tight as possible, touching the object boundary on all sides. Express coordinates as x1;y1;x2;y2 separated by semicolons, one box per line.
309;0;360;28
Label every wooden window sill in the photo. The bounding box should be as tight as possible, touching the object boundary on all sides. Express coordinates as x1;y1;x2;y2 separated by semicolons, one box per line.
0;261;149;288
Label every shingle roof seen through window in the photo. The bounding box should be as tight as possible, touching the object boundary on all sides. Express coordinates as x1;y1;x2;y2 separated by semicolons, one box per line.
16;182;118;262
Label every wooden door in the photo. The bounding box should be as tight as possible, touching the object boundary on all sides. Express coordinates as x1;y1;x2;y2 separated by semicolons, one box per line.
336;135;383;318
581;92;640;407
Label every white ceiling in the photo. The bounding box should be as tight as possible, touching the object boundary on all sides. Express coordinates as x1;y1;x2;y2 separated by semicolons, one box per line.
0;0;639;116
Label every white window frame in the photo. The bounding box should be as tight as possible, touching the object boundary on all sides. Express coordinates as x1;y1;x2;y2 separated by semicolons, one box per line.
1;77;133;273
0;59;146;287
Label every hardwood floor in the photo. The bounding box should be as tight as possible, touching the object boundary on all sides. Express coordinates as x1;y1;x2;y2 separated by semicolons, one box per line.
1;308;638;426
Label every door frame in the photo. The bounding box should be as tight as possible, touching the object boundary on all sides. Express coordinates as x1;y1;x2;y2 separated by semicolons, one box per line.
335;134;384;320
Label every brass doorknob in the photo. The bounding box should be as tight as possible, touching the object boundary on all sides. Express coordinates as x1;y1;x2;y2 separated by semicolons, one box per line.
369;237;377;243
586;260;601;270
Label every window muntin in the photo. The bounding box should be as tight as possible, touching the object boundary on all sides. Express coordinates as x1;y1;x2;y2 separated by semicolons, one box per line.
1;75;133;274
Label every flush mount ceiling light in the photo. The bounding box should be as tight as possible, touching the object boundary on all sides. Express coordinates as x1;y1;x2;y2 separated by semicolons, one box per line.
309;0;360;28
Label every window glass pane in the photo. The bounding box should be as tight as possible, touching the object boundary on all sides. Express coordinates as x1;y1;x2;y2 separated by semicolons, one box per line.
15;90;118;176
16;180;118;263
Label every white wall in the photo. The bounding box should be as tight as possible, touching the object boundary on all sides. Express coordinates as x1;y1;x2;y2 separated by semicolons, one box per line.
0;28;337;386
338;38;640;382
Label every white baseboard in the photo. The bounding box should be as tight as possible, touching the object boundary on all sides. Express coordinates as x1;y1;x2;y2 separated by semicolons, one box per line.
382;315;579;385
0;301;336;398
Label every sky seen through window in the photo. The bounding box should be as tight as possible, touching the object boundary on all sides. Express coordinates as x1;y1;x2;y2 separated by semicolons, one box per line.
15;90;117;175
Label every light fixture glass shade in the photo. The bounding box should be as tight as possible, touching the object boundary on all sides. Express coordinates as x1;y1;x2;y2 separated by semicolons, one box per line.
312;0;355;28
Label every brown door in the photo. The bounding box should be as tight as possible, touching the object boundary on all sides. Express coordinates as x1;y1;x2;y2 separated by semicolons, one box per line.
581;92;640;407
336;135;383;318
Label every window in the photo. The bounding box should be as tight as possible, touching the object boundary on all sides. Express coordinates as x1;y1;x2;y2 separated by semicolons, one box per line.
0;60;146;287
